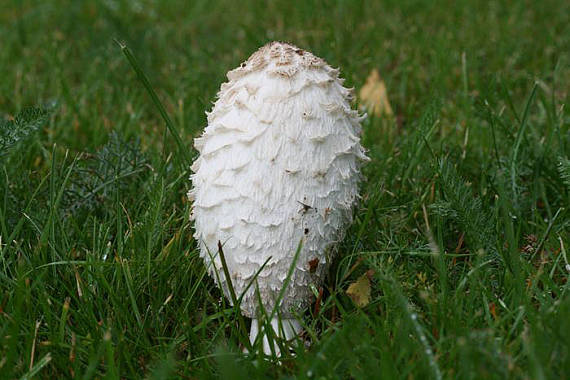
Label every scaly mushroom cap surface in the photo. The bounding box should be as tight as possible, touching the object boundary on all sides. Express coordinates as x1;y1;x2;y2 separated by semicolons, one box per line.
189;41;368;319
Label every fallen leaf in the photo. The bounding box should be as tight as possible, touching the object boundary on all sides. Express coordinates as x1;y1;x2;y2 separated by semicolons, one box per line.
359;69;393;117
346;272;371;307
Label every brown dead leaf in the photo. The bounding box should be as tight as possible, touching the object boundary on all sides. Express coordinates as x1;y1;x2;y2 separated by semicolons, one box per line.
359;69;393;117
346;272;372;307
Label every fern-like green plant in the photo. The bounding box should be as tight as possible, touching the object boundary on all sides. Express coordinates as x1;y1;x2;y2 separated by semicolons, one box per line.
63;132;149;216
431;159;497;258
0;106;53;157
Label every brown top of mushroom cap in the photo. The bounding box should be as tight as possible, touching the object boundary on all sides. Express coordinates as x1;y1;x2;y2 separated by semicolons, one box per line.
227;41;332;81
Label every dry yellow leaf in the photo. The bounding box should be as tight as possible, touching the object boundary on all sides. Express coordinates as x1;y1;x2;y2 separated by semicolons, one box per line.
359;69;393;117
346;272;372;307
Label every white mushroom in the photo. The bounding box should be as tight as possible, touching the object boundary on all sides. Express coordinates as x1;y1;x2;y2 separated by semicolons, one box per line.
189;41;368;355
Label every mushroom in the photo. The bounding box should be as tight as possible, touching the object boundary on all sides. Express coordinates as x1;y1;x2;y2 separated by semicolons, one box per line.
189;41;368;355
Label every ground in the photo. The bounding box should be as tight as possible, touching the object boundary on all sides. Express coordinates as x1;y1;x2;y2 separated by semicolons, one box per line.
1;0;569;379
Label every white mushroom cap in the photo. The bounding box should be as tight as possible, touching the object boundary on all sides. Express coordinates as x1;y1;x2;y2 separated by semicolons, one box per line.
189;41;368;320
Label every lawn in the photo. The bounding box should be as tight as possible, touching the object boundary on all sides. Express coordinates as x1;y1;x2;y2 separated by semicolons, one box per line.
1;0;569;378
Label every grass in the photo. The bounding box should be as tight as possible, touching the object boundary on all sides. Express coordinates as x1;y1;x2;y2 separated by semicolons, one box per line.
1;0;569;378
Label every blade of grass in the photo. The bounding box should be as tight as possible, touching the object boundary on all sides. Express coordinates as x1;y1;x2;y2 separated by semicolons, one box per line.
114;39;191;167
268;239;303;322
217;241;250;348
374;267;442;380
510;82;538;202
20;353;52;380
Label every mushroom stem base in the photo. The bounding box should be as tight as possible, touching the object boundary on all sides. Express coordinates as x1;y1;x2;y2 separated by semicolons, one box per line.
249;317;302;356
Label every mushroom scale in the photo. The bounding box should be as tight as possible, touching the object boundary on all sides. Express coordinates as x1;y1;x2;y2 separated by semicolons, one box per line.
189;41;369;354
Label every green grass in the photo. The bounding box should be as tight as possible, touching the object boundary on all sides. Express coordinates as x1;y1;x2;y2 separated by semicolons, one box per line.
1;0;569;378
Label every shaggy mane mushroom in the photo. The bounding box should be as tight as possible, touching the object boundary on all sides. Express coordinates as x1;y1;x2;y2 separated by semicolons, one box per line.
189;41;369;356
